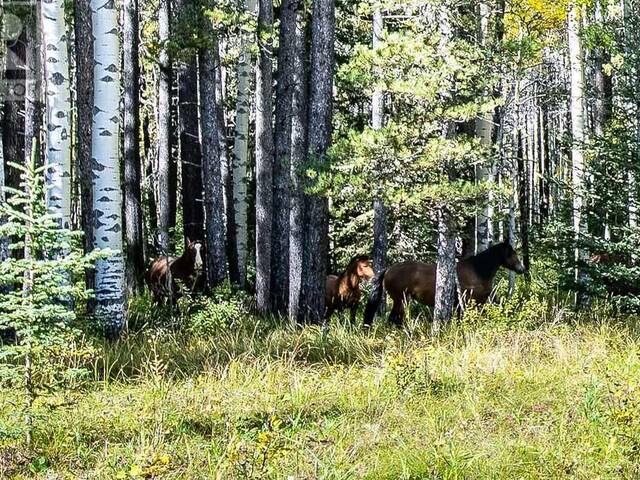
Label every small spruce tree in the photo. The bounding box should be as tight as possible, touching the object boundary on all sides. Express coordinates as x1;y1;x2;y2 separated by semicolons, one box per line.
0;151;102;444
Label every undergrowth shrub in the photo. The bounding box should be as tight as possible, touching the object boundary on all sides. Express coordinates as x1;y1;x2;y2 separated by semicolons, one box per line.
127;283;252;334
187;284;252;335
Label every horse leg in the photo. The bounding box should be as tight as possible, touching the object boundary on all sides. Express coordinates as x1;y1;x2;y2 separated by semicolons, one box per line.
388;299;405;327
349;305;357;324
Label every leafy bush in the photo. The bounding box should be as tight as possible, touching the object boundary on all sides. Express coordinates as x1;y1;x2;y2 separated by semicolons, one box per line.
127;283;253;335
186;284;252;335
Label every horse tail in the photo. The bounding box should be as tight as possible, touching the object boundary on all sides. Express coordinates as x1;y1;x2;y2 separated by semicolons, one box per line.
363;269;386;327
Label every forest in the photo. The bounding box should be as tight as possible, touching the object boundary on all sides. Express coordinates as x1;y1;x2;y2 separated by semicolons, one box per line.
2;0;640;477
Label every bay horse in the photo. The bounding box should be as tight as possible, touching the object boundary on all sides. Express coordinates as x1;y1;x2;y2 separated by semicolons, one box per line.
147;239;203;302
363;242;526;327
325;255;375;322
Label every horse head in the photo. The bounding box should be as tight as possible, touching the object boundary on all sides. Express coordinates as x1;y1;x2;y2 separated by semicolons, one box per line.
350;255;375;281
186;238;204;274
500;242;526;274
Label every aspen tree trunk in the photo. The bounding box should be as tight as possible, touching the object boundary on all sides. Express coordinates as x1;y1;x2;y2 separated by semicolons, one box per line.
568;1;589;298
41;0;71;233
143;113;158;239
508;77;521;295
593;0;612;137
540;105;551;222
489;0;507;244
271;0;298;314
231;0;257;288
517;130;530;273
372;6;387;283
255;0;275;313
91;0;126;335
122;0;144;295
214;43;240;284
593;0;613;239
300;0;334;324
622;0;639;240
529;102;538;225
75;0;94;261
474;0;493;254
506;23;526;295
157;0;173;251
199;46;228;287
288;3;307;323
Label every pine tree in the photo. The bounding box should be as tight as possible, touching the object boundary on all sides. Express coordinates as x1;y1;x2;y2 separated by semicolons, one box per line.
199;20;227;288
255;0;275;313
156;0;175;251
288;1;307;322
299;0;335;324
122;0;144;295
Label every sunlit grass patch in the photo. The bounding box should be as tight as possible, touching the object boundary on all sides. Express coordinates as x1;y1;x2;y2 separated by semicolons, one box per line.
2;308;640;478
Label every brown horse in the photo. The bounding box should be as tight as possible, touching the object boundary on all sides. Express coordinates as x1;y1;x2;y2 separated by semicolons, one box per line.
325;255;375;322
147;239;203;302
363;242;526;327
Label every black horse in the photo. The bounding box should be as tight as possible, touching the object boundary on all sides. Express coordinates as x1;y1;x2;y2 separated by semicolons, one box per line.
364;242;526;327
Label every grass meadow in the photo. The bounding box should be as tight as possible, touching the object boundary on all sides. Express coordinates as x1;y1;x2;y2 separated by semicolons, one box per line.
2;283;640;479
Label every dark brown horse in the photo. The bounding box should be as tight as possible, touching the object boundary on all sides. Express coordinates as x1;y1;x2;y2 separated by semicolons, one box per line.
364;242;526;327
147;239;203;302
325;255;375;322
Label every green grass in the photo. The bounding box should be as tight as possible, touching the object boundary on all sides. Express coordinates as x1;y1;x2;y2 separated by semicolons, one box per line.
2;305;640;478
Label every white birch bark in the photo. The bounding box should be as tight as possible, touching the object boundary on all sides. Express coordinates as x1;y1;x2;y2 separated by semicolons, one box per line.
232;0;257;287
91;0;126;333
371;6;387;319
568;1;589;295
156;0;172;251
41;0;72;231
623;0;638;234
372;6;387;275
508;77;521;295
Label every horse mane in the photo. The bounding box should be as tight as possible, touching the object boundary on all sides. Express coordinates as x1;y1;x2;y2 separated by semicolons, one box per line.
340;255;370;278
467;243;507;280
335;255;369;300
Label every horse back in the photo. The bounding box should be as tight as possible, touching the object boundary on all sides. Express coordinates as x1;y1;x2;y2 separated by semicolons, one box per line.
147;256;175;286
384;261;437;306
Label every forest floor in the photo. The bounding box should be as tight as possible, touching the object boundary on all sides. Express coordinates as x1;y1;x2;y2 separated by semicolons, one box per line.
2;302;640;479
